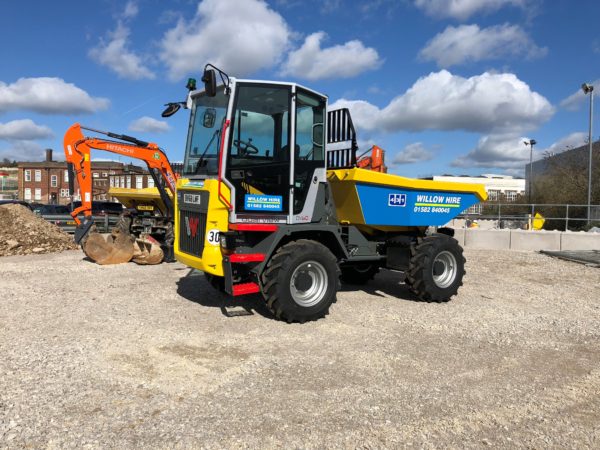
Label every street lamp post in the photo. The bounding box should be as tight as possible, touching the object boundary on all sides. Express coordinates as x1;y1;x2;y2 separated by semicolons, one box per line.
524;139;537;202
582;83;594;224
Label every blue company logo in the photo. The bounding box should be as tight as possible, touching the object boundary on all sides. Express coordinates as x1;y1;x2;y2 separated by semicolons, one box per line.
388;193;407;207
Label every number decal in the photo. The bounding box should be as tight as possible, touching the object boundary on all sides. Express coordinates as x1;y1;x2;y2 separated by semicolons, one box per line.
207;229;220;246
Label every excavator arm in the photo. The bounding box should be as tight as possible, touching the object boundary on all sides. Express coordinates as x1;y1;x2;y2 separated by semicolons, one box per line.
356;145;387;173
63;123;177;244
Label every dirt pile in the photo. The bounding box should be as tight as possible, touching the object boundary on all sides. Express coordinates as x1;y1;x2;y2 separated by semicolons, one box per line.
0;204;78;257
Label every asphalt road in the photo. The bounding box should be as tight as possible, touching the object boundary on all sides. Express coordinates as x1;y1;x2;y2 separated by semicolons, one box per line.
1;248;599;448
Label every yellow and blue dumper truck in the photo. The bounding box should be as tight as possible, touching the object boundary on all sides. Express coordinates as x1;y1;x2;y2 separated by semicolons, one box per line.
165;64;487;323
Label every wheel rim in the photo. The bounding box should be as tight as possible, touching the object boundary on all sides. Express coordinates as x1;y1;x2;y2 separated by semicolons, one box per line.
432;250;457;288
290;260;328;307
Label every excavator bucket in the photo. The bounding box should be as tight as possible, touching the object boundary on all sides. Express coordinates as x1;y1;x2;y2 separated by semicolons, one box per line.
83;230;135;265
132;235;164;265
82;230;165;265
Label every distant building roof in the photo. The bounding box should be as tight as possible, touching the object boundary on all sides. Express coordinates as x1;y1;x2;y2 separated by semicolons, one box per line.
529;140;600;177
428;173;520;180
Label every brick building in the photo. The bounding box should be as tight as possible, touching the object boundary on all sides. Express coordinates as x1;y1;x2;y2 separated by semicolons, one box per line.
17;149;147;205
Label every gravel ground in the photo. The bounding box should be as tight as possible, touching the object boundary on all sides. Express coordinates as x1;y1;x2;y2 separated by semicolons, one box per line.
1;248;599;449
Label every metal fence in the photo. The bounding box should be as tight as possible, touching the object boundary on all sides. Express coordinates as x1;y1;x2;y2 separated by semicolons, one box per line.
41;214;120;234
459;203;600;231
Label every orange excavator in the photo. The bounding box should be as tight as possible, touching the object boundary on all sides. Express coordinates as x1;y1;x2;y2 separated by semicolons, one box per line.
63;123;178;264
357;145;387;173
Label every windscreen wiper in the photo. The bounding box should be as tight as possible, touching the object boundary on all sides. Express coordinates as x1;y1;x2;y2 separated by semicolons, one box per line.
195;129;221;173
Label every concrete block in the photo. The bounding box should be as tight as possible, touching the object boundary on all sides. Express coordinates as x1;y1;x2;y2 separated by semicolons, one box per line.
560;232;600;250
452;228;465;246
510;230;561;251
464;229;511;250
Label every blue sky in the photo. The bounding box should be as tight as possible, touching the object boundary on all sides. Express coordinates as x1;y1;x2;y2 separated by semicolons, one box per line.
0;0;598;178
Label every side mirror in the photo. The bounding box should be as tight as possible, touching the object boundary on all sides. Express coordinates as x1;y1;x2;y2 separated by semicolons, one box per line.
161;103;181;117
202;69;217;97
203;108;216;128
312;123;324;147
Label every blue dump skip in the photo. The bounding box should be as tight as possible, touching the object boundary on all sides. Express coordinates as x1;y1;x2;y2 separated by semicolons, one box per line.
356;183;480;227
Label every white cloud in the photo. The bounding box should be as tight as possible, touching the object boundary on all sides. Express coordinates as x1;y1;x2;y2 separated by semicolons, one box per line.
160;0;291;81
560;80;599;111
321;0;341;13
0;141;44;162
452;133;531;168
543;132;587;155
414;0;528;20
128;116;171;133
89;22;155;80
88;1;151;80
0;119;53;140
123;1;139;19
158;9;182;25
452;131;588;170
280;32;382;80
419;24;546;68
0;77;109;115
391;142;434;165
330;70;554;134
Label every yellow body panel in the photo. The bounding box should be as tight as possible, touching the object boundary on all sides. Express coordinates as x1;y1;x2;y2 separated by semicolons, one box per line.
108;187;171;212
174;178;230;276
327;176;365;225
327;168;488;200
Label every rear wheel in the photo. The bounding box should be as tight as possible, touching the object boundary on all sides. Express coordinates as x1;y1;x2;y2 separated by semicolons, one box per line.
405;234;465;302
261;239;340;323
340;263;379;284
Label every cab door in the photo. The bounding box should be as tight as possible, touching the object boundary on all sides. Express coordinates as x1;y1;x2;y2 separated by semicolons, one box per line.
225;83;292;219
292;88;327;219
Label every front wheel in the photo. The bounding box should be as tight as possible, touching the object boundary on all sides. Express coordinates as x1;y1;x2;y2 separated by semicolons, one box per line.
405;234;465;302
261;239;340;323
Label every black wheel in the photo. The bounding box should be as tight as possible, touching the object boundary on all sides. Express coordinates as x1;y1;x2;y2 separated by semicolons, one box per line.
405;234;465;302
340;263;379;284
162;221;175;263
261;239;340;323
114;213;132;235
204;273;225;292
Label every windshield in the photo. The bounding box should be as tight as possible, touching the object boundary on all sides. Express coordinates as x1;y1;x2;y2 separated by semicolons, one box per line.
182;89;229;176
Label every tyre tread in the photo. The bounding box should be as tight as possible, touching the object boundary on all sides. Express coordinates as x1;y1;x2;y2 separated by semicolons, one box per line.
405;234;465;303
261;239;340;323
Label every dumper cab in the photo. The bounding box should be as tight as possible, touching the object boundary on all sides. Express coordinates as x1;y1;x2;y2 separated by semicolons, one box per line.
173;65;487;323
178;76;328;224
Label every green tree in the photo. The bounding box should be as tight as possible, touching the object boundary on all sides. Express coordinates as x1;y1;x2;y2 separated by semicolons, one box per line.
532;143;600;229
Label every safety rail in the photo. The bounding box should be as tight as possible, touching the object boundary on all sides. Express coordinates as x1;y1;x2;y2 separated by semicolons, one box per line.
326;108;358;169
326;148;356;169
40;214;120;234
458;203;600;231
